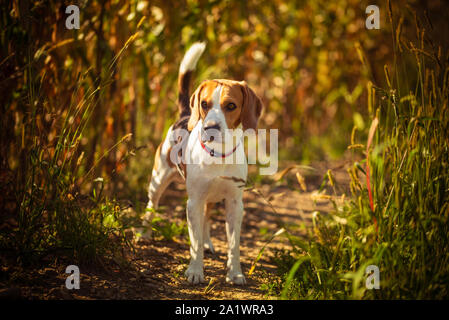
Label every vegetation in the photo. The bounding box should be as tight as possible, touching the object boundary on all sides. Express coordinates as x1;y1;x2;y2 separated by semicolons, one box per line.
1;0;447;299
264;2;449;299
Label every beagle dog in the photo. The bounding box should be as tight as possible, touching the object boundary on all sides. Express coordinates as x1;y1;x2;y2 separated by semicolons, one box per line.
142;42;263;285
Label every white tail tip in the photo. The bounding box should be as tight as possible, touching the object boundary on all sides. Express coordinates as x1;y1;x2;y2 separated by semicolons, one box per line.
179;42;206;74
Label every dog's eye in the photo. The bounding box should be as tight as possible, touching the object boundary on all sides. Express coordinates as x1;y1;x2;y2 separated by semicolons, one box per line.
226;103;237;111
201;101;208;109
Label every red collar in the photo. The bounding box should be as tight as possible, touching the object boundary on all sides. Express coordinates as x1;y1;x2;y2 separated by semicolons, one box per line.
199;135;239;158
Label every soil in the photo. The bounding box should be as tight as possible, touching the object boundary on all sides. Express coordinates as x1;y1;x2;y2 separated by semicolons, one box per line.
0;160;352;300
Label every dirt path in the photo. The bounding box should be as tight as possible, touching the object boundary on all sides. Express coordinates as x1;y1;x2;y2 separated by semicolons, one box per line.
0;160;352;300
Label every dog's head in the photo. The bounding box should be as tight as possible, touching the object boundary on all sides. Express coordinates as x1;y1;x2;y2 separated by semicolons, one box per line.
188;79;263;143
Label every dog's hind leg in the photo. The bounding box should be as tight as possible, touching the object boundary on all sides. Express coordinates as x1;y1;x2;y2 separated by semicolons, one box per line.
146;145;177;210
140;135;178;239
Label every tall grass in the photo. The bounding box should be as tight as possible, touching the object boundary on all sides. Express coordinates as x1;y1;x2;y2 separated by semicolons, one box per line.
271;7;449;299
1;70;125;265
0;30;140;266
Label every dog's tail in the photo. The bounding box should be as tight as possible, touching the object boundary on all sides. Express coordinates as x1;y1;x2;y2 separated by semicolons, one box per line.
178;42;206;118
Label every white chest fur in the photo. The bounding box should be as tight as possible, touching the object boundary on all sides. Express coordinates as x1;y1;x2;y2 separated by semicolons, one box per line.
185;121;247;202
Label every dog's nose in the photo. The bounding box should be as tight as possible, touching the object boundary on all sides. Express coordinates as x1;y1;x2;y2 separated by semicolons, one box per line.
204;123;221;131
202;122;221;142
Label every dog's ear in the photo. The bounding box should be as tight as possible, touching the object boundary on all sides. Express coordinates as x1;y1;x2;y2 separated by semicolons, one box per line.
239;81;263;131
188;83;205;131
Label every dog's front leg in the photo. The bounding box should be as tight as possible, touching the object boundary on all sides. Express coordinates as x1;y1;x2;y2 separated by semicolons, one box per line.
225;197;246;285
185;198;206;284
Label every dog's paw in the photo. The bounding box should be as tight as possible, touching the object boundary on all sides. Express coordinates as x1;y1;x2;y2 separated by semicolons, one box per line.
185;266;205;285
226;271;246;285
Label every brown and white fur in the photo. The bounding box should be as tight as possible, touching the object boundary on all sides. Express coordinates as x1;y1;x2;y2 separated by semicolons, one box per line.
141;42;263;285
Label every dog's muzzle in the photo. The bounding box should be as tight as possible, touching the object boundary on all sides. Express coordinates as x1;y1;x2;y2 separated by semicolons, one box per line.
201;122;222;143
